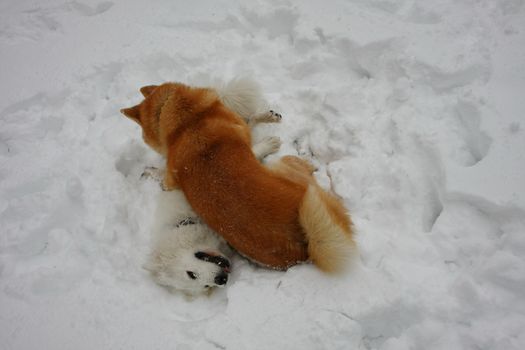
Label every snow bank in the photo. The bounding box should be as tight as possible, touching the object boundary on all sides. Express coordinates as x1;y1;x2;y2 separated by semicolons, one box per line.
1;0;524;349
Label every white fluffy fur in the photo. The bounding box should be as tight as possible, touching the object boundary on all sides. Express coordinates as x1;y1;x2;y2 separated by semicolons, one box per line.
144;190;231;296
299;185;356;273
215;77;268;120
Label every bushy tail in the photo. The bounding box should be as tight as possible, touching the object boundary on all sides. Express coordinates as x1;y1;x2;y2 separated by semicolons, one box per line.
299;185;356;273
215;77;267;119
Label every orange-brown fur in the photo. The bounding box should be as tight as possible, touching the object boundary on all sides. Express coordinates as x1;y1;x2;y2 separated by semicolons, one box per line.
121;82;355;271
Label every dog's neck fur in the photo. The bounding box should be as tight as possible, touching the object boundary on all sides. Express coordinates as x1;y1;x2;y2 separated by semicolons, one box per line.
160;88;223;154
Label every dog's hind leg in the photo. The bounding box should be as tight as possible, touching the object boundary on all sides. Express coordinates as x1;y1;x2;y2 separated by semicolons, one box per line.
252;136;282;160
280;156;317;175
248;110;282;127
267;156;317;186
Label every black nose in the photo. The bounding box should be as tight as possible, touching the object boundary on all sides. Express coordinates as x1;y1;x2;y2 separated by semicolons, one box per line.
214;273;228;286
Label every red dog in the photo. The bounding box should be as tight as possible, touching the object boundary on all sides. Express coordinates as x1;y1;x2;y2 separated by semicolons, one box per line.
121;82;356;272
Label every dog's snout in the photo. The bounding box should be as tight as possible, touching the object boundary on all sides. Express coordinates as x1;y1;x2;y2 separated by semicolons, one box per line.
214;273;228;286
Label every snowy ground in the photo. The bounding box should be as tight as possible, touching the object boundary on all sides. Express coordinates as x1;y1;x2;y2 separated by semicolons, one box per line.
1;0;525;349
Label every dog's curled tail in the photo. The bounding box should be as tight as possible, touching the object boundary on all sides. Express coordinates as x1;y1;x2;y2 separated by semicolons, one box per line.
299;185;356;273
216;77;266;119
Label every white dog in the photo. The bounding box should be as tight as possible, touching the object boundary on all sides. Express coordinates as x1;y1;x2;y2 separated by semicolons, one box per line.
143;190;233;296
142;78;282;296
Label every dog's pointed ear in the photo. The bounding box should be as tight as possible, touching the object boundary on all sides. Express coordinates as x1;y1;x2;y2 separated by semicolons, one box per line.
140;85;158;97
120;105;141;123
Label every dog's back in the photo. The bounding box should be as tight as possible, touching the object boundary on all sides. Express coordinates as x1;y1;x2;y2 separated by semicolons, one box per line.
175;124;309;269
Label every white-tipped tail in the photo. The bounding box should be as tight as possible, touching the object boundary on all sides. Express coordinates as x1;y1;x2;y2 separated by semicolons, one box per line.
299;185;356;273
216;77;267;119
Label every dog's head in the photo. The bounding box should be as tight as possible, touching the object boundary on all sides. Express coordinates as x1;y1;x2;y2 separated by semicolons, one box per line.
144;249;231;296
120;83;219;156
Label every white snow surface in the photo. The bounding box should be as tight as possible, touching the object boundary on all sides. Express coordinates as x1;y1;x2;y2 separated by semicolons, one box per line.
1;0;525;349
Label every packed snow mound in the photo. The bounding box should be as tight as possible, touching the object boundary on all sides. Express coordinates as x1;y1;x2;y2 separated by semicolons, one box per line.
1;0;525;349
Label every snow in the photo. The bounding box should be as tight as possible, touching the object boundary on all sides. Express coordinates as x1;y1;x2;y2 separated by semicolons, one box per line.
1;0;525;349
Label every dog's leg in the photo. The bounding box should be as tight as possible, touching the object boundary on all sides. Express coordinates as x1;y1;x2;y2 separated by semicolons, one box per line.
252;136;282;160
162;168;179;191
280;155;317;175
162;153;181;191
266;155;318;188
248;110;282;127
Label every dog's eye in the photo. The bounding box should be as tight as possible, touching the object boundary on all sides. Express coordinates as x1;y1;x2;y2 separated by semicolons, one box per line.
186;271;197;280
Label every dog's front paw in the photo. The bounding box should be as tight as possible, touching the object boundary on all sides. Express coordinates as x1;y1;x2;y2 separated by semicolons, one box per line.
249;110;283;126
160;181;171;191
267;110;283;122
141;166;163;182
